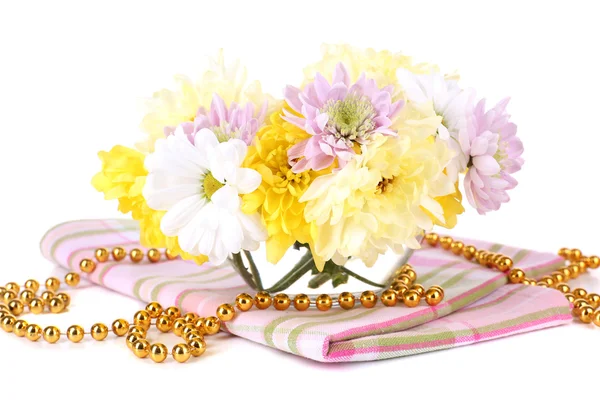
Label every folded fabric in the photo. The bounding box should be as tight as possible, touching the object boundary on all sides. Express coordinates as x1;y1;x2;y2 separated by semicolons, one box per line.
40;219;571;362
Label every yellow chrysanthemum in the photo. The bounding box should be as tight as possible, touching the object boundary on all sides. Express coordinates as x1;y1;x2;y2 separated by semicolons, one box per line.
138;50;275;153
303;44;438;91
300;132;455;267
241;109;329;264
92;145;208;265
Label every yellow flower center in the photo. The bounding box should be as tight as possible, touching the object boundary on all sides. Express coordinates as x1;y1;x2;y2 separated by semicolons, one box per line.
375;177;395;195
203;172;224;200
269;146;311;194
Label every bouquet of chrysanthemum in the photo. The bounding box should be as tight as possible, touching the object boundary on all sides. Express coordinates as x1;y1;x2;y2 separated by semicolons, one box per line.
92;45;523;291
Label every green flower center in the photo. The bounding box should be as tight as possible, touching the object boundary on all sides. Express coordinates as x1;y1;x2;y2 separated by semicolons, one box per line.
322;94;376;142
203;172;224;200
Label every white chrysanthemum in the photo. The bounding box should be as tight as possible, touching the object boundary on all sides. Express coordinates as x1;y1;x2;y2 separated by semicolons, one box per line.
300;134;455;267
396;69;474;181
143;128;267;265
138;50;276;153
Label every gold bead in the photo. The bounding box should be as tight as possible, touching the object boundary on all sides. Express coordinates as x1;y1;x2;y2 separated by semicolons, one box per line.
8;299;24;316
112;247;127;261
165;249;178;260
403;290;421;307
235;293;254;311
556;284;571;294
55;293;70;308
193;317;206;333
130;249;144;263
463;245;477;260
203;316;221;335
65;272;80;287
359;291;378;308
172;344;191;363
273;294;291;311
164;306;181;320
126;332;144;350
147;249;161;263
43;326;60;343
156;315;173;333
559;268;572;280
508;269;526;284
497;257;514;272
550;272;565;284
572;299;589;316
183;312;198;324
394;275;412;286
586;293;600;308
24;279;39;293
573;288;588;299
338;292;355;310
565;293;576;303
570;265;582;279
522;278;537;286
89;323;109;341
189;338;207;357
425;233;439;246
150;343;169;363
593;310;600;327
132;339;150;358
450;241;464;255
411;284;426;297
558;248;570;258
181;323;197;338
95;248;109;262
3;290;17;303
172;318;186;336
13;320;28;337
391;283;409;295
40;291;54;303
128;325;146;336
439;236;453;250
67;325;85;343
25;324;42;342
404;269;417;282
316;294;333;311
579;306;594;324
537;282;549;288
538;276;555;287
112;319;129;336
183;330;202;343
380;289;398;307
47;277;62;291
425;287;444;306
1;315;16;332
5;282;20;293
79;258;96;274
145;302;163;318
133;310;151;329
48;297;65;314
588;256;600;269
254;291;272;310
569;249;582;262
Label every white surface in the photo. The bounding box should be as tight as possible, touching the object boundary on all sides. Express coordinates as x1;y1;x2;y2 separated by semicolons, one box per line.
0;0;599;397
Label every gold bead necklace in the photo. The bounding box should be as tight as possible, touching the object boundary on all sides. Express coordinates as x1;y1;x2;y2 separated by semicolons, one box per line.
0;235;596;363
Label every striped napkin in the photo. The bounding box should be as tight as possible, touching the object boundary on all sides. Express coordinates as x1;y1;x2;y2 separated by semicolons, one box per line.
40;219;571;362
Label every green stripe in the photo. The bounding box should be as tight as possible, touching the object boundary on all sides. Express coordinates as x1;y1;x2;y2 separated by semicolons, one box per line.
132;267;221;300
460;285;527;313
49;227;138;261
416;260;462;283
148;271;238;300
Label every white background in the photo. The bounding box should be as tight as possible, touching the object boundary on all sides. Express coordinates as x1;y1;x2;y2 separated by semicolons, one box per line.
1;0;599;398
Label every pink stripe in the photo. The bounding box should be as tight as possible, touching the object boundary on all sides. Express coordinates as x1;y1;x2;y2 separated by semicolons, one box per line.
327;313;571;360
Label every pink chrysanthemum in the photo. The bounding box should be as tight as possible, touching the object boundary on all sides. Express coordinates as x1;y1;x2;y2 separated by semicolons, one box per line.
463;98;524;214
283;63;403;172
165;93;267;145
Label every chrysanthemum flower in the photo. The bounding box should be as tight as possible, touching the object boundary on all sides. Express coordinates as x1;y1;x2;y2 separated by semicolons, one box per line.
168;93;266;146
143;128;266;265
284;63;403;172
241;110;330;264
396;69;474;181
300;134;455;267
303;44;437;91
138;50;274;152
463;98;523;214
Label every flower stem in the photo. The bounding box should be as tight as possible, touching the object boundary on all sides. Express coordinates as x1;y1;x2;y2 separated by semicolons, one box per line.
243;250;264;291
264;250;315;293
229;253;258;290
339;266;386;288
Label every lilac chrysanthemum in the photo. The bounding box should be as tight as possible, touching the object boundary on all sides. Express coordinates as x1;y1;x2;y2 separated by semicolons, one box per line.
165;93;267;145
463;98;524;214
283;63;403;172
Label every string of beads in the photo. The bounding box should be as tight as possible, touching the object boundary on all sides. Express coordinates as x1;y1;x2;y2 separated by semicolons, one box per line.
2;235;597;362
